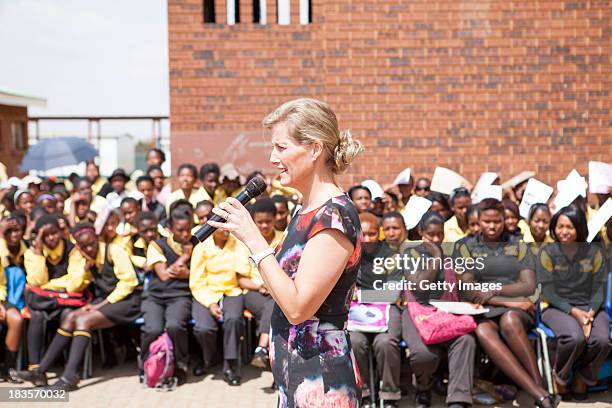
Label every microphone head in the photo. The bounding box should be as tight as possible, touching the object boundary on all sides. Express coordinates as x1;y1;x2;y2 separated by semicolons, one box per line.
244;176;268;199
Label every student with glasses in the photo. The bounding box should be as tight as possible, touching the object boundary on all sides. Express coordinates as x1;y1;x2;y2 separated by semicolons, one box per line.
414;177;431;197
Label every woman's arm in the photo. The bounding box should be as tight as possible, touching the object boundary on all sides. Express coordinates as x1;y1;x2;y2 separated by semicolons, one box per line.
254;228;353;325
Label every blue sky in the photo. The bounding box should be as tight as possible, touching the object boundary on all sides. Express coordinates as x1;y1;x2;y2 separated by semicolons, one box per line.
0;0;169;141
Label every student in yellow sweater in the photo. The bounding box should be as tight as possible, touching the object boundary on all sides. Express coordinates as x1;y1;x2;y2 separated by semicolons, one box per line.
18;222;139;391
190;227;250;386
239;198;284;369
24;214;89;368
0;224;24;381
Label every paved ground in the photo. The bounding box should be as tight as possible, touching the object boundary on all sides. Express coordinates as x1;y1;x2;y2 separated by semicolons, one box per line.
1;364;611;407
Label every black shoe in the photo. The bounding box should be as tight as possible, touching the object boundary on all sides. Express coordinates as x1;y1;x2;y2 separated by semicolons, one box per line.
361;396;374;408
175;368;187;386
49;376;78;391
224;369;240;386
572;391;587;401
383;400;399;408
1;368;23;384
251;346;269;369
535;394;559;408
193;362;206;377
415;391;431;408
16;369;47;387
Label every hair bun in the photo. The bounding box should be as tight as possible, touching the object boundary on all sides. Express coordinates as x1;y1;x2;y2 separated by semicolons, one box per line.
333;130;364;174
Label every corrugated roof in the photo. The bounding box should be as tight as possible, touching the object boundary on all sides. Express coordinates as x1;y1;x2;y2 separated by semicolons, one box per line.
0;86;47;108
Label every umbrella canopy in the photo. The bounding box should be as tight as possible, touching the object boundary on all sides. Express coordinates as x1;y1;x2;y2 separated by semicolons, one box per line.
19;137;98;172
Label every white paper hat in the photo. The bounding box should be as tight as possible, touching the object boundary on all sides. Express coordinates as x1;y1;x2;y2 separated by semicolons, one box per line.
361;179;384;200
471;172;499;204
401;195;432;230
430;167;470;195
587;198;612;242
501;171;535;189
519;178;554;219
392;168;412;186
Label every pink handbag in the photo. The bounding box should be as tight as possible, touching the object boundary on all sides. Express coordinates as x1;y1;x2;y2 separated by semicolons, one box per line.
407;261;476;345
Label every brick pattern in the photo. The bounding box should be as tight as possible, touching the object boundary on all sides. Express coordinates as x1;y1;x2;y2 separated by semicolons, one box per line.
0;104;28;176
168;0;612;187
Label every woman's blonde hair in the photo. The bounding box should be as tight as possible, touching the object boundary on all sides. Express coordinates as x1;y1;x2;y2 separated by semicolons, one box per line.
262;98;364;174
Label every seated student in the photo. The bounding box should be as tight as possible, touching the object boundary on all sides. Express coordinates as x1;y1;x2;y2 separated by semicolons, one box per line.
146;165;172;207
85;161;107;196
194;200;214;227
14;190;34;218
271;195;290;232
35;193;59;215
466;205;480;236
0;212;28;311
64;177;108;218
426;192;451;221
219;164;243;200
537;206;610;401
502;199;525;238
52;185;69;214
141;206;196;385
0;254;24;382
117;197;141;237
105;168;134;208
24;214;92;369
238;199;283;369
136;175;167;223
199;162;224;204
522;203;553;245
414;177;431;197
18;222;140;390
403;211;476;408
348;185;374;214
349;212;402;408
130;211;159;285
457;198;556;408
444;187;472;242
166;163;209;213
382;211;408;250
190;228;249;386
146;148;166;168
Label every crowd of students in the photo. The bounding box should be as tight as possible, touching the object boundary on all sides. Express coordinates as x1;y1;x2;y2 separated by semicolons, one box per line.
0;147;610;408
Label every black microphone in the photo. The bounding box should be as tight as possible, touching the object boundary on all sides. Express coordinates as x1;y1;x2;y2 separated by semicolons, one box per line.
192;176;268;242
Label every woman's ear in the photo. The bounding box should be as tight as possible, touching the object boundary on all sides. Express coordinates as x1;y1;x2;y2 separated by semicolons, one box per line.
310;140;324;162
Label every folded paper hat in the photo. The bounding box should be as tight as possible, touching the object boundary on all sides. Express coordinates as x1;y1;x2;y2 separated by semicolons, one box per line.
472;172;499;204
518;178;554;219
220;163;244;184
392;168;412;186
501;171;535;189
361;179;384;200
401;195;433;230
430;167;471;195
587;198;612;242
552;169;588;213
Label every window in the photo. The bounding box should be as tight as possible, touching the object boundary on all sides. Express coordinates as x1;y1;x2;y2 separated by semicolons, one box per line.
277;0;290;25
253;0;260;23
203;0;216;23
299;0;311;25
11;122;26;150
227;0;239;25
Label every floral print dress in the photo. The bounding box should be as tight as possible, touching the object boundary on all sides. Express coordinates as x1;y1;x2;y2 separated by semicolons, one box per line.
270;194;363;408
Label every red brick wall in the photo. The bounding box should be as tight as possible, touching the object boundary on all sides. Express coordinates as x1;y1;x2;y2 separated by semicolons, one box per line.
168;0;612;188
0;104;28;176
